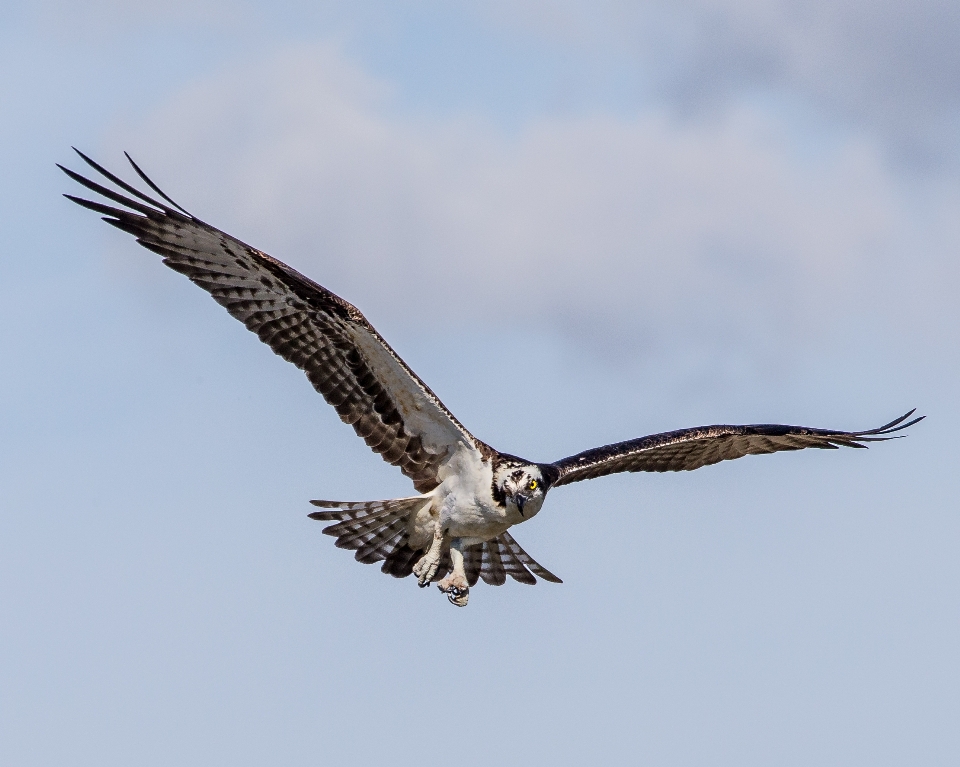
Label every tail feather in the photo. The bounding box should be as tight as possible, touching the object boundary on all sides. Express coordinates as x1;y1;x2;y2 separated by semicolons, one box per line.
307;496;563;587
464;544;484;587
308;496;428;521
381;544;423;578
499;531;563;584
479;539;507;586
354;517;409;563
308;496;430;569
326;510;398;546
461;534;563;587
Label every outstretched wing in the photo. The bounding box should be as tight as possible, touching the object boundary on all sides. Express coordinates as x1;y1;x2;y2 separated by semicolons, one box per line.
549;410;923;487
61;150;484;492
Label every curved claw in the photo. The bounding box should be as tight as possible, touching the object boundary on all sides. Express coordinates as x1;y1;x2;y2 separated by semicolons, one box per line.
437;570;470;607
439;584;469;607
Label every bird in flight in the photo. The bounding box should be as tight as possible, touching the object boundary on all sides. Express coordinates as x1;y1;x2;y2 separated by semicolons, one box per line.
61;150;923;607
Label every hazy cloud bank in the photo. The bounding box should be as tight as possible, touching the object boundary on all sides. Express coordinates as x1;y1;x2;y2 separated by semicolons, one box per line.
481;0;960;167
104;42;957;373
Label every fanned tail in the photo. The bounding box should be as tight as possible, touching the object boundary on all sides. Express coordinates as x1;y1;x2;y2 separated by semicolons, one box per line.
308;497;561;587
308;496;435;578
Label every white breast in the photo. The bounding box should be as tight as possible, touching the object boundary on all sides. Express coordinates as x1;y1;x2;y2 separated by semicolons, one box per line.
433;447;516;542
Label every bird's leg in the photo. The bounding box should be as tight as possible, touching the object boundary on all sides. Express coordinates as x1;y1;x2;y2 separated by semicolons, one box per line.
437;539;469;607
412;522;447;587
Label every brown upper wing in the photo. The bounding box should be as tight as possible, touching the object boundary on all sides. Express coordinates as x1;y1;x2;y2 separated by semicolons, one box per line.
549;411;923;486
61;150;481;492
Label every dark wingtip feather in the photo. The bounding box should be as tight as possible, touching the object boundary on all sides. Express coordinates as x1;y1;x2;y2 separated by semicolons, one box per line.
74;148;187;214
895;414;925;432
63;193;126;218
60;163;162;217
124;151;192;215
71;146;98;167
867;409;924;435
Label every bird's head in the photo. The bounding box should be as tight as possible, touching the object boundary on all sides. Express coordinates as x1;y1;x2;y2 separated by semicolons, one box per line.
493;462;553;519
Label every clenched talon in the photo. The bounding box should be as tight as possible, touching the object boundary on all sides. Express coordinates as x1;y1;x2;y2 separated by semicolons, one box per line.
447;587;469;607
413;553;441;586
437;573;470;607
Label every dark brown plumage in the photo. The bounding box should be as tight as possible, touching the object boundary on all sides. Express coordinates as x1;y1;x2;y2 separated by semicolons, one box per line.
549;411;922;486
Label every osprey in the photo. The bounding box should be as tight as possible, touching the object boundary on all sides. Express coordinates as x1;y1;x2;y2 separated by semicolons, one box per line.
61;150;923;607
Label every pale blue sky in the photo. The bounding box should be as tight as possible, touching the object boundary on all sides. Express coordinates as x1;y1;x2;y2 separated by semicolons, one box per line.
2;3;959;765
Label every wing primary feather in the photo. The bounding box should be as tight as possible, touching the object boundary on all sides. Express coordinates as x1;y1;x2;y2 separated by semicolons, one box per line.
123;150;193;216
860;409;923;434
70;148;184;217
59;166;160;217
63;194;134;220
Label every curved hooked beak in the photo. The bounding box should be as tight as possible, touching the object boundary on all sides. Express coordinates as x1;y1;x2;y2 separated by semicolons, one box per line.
514;493;528;516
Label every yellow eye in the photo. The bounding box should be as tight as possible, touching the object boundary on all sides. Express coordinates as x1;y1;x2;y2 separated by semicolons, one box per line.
528;479;538;491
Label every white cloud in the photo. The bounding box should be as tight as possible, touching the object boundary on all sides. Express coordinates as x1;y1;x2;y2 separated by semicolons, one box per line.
112;42;958;371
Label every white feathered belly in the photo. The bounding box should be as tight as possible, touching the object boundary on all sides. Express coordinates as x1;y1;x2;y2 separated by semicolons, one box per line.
407;487;517;549
445;494;515;544
405;447;528;547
